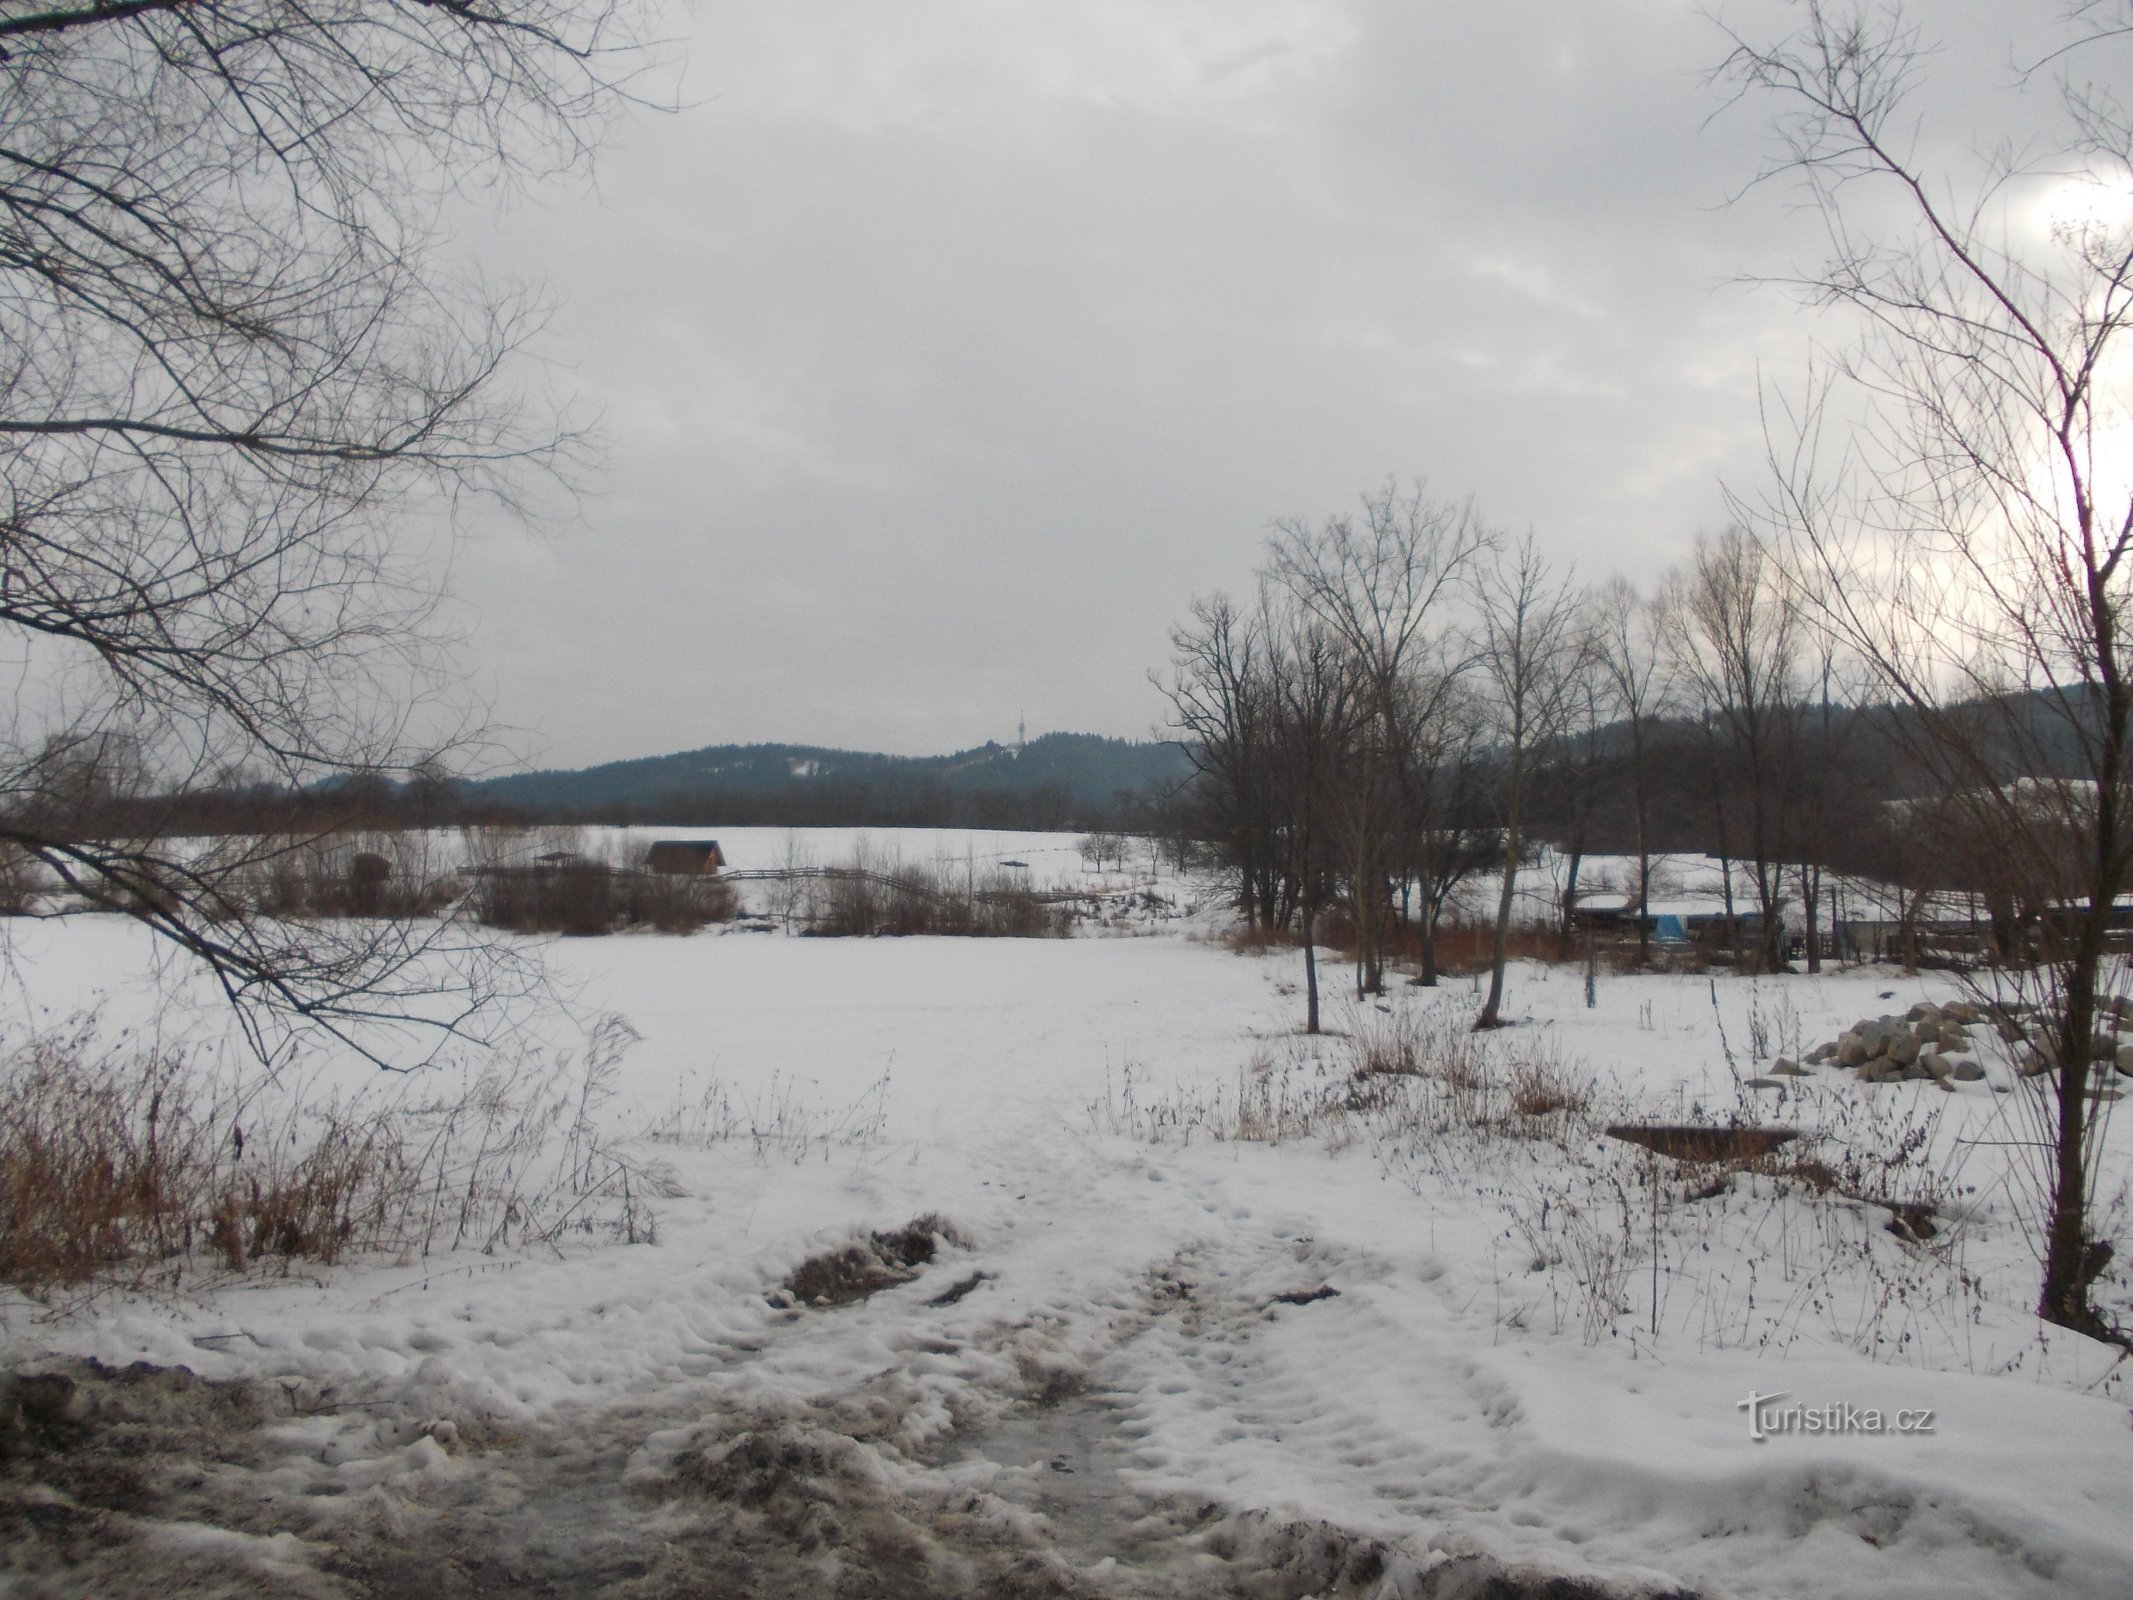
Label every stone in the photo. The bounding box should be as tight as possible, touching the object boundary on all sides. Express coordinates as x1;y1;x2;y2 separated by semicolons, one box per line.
1907;1001;1942;1023
1745;1077;1786;1090
1771;1059;1809;1076
1938;1026;1971;1053
1836;1031;1870;1067
1886;1033;1920;1067
1919;1051;1952;1080
1806;1041;1836;1064
1952;1060;1987;1082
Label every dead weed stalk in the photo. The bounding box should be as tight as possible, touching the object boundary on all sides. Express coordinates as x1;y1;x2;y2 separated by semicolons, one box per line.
0;1012;669;1291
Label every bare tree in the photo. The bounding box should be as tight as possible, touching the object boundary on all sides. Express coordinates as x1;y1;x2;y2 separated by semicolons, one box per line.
0;0;649;1059
1394;671;1499;986
1270;482;1490;996
1543;665;1611;958
1472;534;1588;1029
1263;602;1364;1034
1157;594;1287;931
1721;1;2133;1337
1657;530;1802;970
1790;608;1869;973
1591;576;1674;967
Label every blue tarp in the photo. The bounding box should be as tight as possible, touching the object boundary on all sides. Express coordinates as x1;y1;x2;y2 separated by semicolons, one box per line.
1653;914;1688;944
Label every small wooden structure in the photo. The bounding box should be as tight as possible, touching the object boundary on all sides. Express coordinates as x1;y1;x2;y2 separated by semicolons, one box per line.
645;839;726;876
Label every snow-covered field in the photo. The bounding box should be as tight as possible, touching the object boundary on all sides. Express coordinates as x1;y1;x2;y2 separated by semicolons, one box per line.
2;830;2129;1599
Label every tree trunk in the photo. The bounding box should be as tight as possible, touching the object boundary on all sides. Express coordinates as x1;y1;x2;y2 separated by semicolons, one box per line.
1303;903;1321;1035
1558;847;1583;959
1415;861;1440;986
2041;939;2103;1335
1802;861;1822;974
1631;728;1653;969
1751;858;1785;972
1478;788;1523;1029
2039;647;2126;1336
1719;851;1738;959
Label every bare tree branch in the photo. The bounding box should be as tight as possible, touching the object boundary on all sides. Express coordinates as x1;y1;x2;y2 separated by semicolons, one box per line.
0;0;658;1059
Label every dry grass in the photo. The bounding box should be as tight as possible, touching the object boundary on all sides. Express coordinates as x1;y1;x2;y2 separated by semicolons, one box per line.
0;1014;666;1291
644;1068;892;1162
1083;1046;1342;1147
1088;1006;1593;1151
1508;1049;1592;1118
0;1041;405;1284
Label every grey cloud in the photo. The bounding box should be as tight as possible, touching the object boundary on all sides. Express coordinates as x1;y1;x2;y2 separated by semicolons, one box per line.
444;0;2019;765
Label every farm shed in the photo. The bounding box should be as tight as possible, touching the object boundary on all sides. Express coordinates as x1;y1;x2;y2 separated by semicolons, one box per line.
644;839;726;875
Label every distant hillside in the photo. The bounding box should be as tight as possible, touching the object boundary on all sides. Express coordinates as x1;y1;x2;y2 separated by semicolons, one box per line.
467;733;1193;827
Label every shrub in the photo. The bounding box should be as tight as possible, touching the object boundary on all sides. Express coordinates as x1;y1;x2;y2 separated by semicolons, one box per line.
219;830;459;920
794;848;1065;938
470;857;737;936
473;860;618;935
1419;920;1562;975
0;1015;664;1289
0;843;42;915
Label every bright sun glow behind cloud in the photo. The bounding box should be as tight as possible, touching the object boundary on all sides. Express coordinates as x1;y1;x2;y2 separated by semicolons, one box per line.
2033;173;2133;242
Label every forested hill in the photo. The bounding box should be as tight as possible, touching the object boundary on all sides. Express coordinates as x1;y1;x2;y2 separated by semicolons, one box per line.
465;733;1193;827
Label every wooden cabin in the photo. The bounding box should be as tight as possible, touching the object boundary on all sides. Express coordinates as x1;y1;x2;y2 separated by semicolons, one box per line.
644;839;727;876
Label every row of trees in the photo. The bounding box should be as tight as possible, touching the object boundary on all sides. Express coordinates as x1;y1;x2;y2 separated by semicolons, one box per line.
1158;498;1883;1027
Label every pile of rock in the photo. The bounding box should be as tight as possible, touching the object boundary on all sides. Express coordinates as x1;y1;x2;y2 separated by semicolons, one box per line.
1792;999;1991;1085
1781;995;2133;1087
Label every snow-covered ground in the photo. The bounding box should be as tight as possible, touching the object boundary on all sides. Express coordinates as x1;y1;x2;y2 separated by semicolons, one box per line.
1;830;2129;1599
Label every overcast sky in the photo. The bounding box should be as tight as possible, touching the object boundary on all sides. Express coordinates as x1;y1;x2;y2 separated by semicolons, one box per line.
445;0;2030;769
